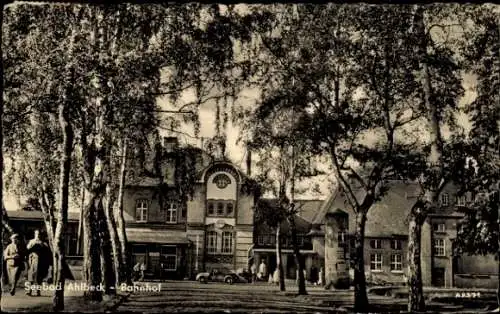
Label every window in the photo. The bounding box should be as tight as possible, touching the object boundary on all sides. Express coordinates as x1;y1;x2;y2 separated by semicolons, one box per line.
222;232;233;254
390;254;403;271
441;193;449;206
338;231;347;247
370;254;383;271
434;239;445;256
370;239;382;249
66;235;79;256
207;201;234;218
226;203;234;216
257;235;265;245
135;200;148;222
391;239;402;250
433;223;446;233
456;195;466;206
161;246;177;271
165;203;177;223
207;203;215;216
132;245;147;266
213;173;231;189
217;203;224;216
207;231;218;254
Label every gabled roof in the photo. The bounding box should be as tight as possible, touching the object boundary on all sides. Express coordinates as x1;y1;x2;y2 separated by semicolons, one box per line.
255;198;316;234
314;181;420;237
294;199;324;223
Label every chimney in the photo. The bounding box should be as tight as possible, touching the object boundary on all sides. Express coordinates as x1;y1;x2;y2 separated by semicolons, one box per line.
163;136;178;153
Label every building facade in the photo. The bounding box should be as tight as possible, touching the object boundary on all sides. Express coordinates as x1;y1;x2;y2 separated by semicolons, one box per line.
123;138;258;279
312;181;498;288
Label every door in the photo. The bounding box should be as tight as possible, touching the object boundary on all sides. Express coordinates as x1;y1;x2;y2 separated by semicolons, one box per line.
432;268;445;287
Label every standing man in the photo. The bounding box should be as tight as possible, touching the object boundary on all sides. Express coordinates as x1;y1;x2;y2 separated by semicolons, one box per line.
26;230;46;296
258;260;267;281
3;234;25;296
250;262;257;283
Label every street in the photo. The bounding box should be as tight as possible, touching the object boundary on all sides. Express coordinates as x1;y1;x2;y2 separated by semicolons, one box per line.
2;280;498;313
117;281;358;313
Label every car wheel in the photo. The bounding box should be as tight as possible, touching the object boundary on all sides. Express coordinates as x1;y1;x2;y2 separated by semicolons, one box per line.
225;277;234;285
199;277;207;284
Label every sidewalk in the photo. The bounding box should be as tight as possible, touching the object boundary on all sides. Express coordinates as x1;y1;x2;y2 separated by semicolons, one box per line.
1;282;127;312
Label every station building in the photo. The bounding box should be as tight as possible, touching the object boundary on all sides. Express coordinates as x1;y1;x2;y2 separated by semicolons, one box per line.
4;138;497;287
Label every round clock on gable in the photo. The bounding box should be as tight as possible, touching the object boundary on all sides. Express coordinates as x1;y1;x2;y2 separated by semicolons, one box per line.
213;173;231;189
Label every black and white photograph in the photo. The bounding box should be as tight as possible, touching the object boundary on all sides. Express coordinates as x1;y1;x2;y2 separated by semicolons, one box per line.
0;2;499;313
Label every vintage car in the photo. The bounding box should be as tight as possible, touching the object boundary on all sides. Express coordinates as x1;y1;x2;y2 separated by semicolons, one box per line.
195;269;250;284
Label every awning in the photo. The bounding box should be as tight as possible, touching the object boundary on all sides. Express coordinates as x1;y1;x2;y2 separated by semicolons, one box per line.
126;230;191;245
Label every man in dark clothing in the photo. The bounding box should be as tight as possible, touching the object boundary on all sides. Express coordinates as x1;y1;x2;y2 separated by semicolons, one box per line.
3;234;25;296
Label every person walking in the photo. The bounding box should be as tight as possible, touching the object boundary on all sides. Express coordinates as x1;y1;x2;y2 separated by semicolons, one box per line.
139;262;146;281
133;262;141;281
26;230;46;296
4;234;25;296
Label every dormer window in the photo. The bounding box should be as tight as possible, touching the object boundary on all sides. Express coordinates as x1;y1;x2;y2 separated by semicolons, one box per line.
370;239;382;249
135;200;148;222
433;223;446;233
164;203;177;223
456;195;466;206
441;193;449;206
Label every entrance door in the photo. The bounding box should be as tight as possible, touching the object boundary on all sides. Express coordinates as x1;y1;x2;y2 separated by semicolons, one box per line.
432;268;445;287
160;246;178;279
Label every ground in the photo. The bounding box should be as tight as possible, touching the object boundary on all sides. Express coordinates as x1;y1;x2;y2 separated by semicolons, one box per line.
1;280;498;313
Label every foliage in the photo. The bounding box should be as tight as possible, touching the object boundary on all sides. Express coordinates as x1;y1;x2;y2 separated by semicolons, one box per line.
454;6;499;260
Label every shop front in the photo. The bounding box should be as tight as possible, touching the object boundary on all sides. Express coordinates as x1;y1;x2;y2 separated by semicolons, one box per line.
127;229;191;280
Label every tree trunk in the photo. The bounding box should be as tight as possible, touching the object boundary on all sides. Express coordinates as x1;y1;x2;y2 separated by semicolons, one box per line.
276;224;285;291
288;214;307;295
0;6;4;301
407;5;446;311
408;204;426;313
98;197;116;296
286;144;306;295
114;137;131;284
52;104;73;312
82;194;103;302
353;211;369;312
104;186;121;288
76;186;84;255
